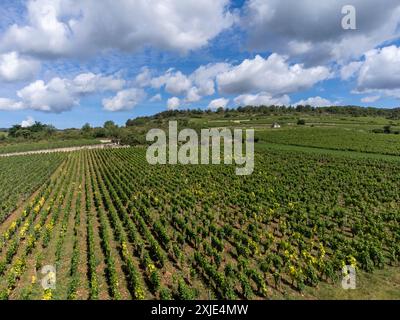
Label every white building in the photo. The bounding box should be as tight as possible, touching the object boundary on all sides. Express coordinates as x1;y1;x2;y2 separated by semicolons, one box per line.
271;122;281;129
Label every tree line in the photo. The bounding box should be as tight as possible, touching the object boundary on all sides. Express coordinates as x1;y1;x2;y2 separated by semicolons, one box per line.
126;105;400;126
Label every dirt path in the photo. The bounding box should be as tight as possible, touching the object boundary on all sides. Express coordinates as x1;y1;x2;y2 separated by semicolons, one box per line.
0;144;128;158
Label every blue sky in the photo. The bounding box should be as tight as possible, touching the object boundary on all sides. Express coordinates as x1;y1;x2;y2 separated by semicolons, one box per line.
0;0;399;129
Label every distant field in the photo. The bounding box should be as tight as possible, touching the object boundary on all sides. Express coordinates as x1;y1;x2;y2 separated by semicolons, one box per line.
0;139;102;155
195;113;400;156
193;114;400;128
257;127;400;156
256;143;400;162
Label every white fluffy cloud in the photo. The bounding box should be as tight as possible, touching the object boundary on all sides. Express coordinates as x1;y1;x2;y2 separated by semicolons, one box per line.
167;97;180;110
102;88;146;112
142;55;329;108
151;71;192;96
17;78;78;113
0;51;40;82
0;98;25;111
242;0;400;64
185;87;202;103
5;0;398;67
234;92;290;106
0;0;73;57
0;72;125;113
294;96;333;107
145;62;231;104
217;54;330;95
355;46;400;98
208;98;229;110
0;0;235;57
190;63;230;97
21;116;35;127
72;73;125;94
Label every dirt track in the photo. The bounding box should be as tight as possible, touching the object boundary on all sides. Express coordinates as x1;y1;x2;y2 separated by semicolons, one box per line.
0;144;128;158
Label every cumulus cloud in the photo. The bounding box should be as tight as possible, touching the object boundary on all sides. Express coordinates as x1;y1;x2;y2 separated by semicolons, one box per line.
17;78;78;113
355;46;400;98
242;0;400;64
234;92;290;106
208;97;229;109
185;87;202;103
72;73;125;94
145;62;230;103
0;51;40;82
0;72;125;113
0;97;25;111
21;116;35;127
0;0;73;57
190;63;230;96
294;96;333;107
167;97;180;110
141;55;329;106
151;71;192;96
0;0;235;57
102;88;146;111
217;54;330;95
